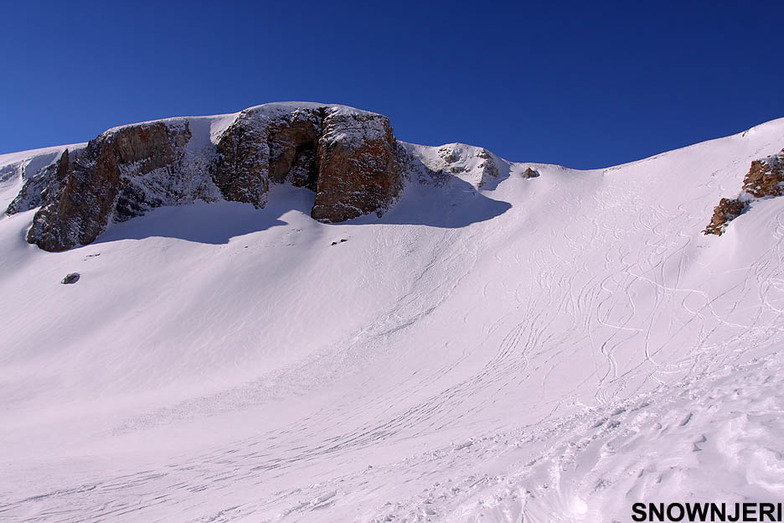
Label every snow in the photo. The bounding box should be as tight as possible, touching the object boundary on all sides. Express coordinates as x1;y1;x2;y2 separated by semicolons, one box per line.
1;115;784;522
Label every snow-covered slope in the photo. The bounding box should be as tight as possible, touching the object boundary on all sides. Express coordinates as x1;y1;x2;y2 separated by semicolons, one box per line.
1;114;783;522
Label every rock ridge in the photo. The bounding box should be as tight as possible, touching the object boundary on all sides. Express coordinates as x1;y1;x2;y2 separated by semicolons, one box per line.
7;103;404;251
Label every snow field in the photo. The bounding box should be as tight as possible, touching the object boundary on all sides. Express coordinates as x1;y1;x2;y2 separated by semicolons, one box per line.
1;116;783;521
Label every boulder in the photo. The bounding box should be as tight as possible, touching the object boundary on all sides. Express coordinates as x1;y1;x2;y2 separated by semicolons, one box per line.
61;272;80;285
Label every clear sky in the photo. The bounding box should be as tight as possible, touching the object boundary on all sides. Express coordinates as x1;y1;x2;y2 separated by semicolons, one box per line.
1;0;782;169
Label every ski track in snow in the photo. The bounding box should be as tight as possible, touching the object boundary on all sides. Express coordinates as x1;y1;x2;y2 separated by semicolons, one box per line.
1;118;784;521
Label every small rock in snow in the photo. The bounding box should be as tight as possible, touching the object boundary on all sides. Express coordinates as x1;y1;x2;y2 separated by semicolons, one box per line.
61;273;80;285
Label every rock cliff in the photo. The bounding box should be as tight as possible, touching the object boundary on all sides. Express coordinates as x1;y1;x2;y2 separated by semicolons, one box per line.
312;109;401;222
23;121;195;251
211;104;402;223
210;105;324;208
704;198;748;236
7;103;405;251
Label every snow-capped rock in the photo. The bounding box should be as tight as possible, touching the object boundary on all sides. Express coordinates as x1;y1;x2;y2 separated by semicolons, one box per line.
22;120;195;251
311;108;402;222
210;104;324;207
8;102;405;251
704;148;784;235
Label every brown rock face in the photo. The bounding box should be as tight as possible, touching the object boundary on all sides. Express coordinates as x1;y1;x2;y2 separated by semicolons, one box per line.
741;154;784;198
475;149;499;188
704;197;748;236
210;107;323;206
703;149;784;236
27;122;191;251
18;103;405;251
312;110;402;222
212;105;403;223
268;117;322;190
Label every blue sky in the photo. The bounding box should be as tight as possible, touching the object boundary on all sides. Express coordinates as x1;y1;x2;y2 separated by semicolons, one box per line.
1;0;782;169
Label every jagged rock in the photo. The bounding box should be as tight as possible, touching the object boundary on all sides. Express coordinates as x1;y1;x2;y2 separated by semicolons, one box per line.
211;111;271;206
475;149;499;188
523;167;540;179
437;146;467;176
413;143;505;189
27;122;193;251
212;104;403;223
268;114;322;190
311;109;402;222
704;149;784;236
741;153;784;198
211;106;323;207
7;149;71;215
14;103;405;251
704;198;748;235
0;163;18;185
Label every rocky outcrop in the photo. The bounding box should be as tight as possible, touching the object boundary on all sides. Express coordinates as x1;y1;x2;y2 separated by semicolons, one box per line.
704;149;784;235
474;149;500;188
6;148;72;215
8;103;405;251
704;197;748;235
24;121;194;251
403;143;507;189
523;167;540;179
210;106;323;207
212;105;402;223
741;153;784;198
312;109;402;222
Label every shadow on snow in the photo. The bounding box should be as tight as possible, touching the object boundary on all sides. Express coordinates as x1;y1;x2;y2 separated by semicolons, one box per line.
92;177;512;246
